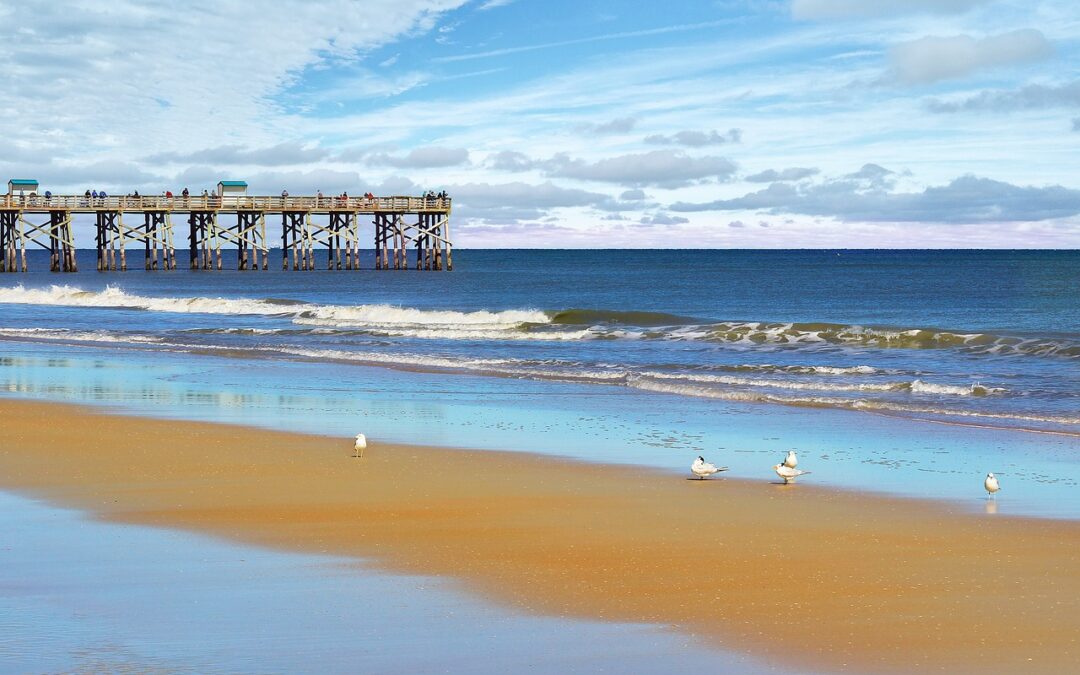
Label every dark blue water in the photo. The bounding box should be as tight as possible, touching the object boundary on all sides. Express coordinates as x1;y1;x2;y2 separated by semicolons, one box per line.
0;249;1076;434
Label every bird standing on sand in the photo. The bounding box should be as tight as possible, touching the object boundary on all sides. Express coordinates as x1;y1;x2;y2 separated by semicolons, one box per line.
984;472;1000;498
353;433;367;458
774;463;810;484
691;456;728;480
783;450;798;469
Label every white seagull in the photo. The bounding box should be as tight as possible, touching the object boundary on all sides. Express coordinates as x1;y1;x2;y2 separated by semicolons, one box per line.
783;450;798;469
984;472;1000;498
774;463;810;484
353;433;368;458
691;456;728;480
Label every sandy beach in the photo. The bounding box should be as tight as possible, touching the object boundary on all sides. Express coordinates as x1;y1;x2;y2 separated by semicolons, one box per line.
1;398;1077;672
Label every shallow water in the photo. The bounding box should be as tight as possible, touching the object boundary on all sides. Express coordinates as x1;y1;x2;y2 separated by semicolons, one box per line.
0;491;786;674
0;341;1076;519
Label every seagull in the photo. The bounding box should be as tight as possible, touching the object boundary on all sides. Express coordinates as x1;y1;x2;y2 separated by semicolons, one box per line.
984;472;1000;498
774;463;810;484
353;433;367;458
783;450;798;469
691;456;728;480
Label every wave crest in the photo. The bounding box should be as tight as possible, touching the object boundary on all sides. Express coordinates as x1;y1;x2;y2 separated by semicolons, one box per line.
0;285;1075;357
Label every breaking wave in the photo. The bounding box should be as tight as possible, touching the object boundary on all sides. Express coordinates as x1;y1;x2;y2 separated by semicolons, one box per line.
0;285;550;336
0;327;163;344
0;284;1076;357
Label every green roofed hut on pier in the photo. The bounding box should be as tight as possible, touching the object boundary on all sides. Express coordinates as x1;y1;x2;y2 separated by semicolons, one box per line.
7;179;38;194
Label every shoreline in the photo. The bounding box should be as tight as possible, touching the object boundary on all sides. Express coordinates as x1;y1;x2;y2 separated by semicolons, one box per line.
1;331;1077;441
2;398;1079;672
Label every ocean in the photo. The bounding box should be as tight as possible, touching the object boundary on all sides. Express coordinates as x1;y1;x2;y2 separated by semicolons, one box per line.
0;249;1078;515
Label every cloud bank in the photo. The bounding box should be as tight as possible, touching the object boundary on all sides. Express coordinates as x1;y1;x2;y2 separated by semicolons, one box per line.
888;30;1052;85
672;171;1080;224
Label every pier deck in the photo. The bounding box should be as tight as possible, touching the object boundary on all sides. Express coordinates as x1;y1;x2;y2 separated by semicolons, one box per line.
0;194;452;272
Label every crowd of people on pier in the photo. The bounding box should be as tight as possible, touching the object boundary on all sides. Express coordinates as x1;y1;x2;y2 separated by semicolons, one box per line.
6;187;451;209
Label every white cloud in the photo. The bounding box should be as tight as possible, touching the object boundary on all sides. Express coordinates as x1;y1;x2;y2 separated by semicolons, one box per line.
547;150;738;188
447;180;612;209
744;167;820;182
0;0;468;154
888;30;1053;85
146;142;329;166
485;151;537;172
671;171;1080;224
576;117;638;135
365;146;471;168
644;129;741;147
927;80;1080;112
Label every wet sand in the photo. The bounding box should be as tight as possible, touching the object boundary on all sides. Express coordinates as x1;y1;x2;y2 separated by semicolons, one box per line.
1;398;1077;672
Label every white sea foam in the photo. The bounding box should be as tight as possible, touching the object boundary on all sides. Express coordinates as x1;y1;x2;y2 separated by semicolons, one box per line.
0;284;551;335
627;378;1076;426
711;364;882;375
289;318;594;341
262;346;630;382
296;304;549;327
0;284;300;316
0;327;163;344
637;372;1002;396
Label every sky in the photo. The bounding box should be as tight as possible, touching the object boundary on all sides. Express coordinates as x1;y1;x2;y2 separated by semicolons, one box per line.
1;0;1078;248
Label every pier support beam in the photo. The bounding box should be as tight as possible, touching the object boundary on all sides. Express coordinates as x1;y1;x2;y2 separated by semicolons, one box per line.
232;212;266;271
188;212;216;270
281;212;308;270
95;212;120;271
48;211;77;272
375;213;407;270
0;211;19;273
142;211;174;270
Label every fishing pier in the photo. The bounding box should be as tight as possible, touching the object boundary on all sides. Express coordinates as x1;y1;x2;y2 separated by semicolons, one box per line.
0;180;453;272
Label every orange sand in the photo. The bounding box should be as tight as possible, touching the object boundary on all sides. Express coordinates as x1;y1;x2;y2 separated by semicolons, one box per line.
1;399;1077;672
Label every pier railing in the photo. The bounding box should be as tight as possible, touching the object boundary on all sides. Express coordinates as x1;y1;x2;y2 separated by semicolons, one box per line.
0;194;451;213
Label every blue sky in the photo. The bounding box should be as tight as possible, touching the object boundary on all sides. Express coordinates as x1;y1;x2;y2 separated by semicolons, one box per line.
1;0;1078;247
